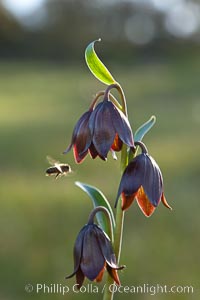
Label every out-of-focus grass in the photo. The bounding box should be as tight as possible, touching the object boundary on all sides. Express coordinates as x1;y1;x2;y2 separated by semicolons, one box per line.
0;59;199;300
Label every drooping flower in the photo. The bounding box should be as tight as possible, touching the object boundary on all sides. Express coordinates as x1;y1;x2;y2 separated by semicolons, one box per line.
63;110;93;163
88;98;134;159
66;223;124;289
64;96;134;163
115;143;172;217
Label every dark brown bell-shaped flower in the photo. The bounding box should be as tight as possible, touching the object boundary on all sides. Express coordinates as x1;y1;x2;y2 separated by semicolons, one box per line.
66;223;124;289
115;147;172;217
64;96;134;163
88;98;134;159
63;110;92;163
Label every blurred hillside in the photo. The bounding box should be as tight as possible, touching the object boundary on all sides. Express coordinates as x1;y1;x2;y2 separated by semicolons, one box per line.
0;57;200;300
1;0;200;61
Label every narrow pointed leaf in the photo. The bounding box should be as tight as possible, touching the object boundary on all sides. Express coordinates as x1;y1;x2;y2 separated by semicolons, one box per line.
134;115;156;142
85;39;116;85
75;181;115;239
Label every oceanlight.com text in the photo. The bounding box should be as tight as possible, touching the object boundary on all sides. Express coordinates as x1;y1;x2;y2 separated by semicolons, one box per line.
25;283;194;296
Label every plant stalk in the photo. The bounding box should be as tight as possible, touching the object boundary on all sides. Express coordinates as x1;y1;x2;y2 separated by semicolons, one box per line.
88;206;114;243
103;85;129;300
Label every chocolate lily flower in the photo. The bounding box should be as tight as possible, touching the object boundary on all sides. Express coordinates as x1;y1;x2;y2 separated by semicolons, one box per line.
64;96;134;163
63;110;92;163
66;223;124;289
115;142;172;217
88;98;134;159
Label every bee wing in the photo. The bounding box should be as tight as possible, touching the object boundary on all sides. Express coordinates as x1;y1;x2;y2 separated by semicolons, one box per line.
54;163;63;173
46;155;60;166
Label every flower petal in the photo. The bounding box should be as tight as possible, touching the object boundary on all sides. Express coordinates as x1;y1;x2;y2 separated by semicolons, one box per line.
89;143;107;161
63;111;91;156
111;103;134;147
136;186;156;217
111;134;123;151
73;112;92;163
121;192;136;211
75;267;85;289
107;265;121;285
65;225;86;279
89;102;116;158
95;264;106;282
81;225;105;281
142;155;163;207
95;226;124;271
161;193;172;210
88;143;98;159
74;147;89;164
115;156;144;208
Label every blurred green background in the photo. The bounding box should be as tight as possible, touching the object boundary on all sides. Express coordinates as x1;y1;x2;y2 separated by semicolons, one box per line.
0;1;200;300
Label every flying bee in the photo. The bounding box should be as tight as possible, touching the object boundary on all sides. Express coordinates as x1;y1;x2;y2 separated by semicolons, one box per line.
45;156;72;179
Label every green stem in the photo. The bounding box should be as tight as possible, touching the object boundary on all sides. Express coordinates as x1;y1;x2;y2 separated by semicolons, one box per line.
103;85;129;300
114;143;128;262
109;93;122;111
88;206;114;243
102;273;114;300
114;200;125;263
103;83;127;116
89;91;105;110
115;83;128;116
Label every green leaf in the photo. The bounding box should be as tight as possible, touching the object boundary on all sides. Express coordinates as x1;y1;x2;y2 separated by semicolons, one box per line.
75;181;115;239
85;39;116;85
134;115;156;142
